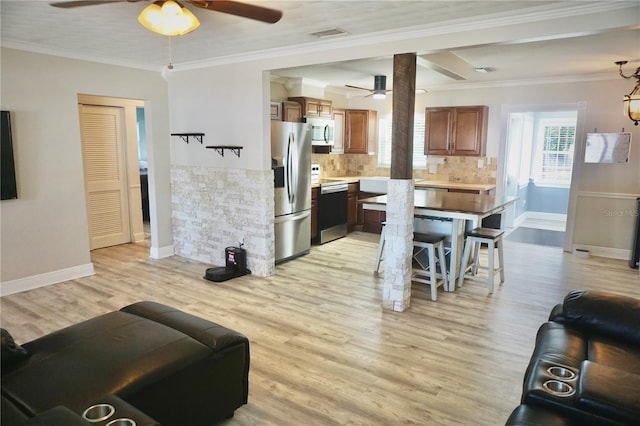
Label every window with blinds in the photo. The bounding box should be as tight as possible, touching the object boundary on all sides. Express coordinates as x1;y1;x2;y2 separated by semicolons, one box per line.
535;119;576;185
377;114;426;168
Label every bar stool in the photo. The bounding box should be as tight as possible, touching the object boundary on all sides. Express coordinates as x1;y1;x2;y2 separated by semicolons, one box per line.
457;227;505;294
374;221;386;274
412;232;448;301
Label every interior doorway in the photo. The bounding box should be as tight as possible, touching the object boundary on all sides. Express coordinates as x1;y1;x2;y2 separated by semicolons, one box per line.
78;94;146;250
500;105;583;250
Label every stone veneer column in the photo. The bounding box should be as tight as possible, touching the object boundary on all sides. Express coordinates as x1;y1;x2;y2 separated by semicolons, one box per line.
382;179;414;311
382;52;417;312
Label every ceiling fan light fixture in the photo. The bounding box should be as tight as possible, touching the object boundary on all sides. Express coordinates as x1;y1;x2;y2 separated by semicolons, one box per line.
372;92;386;99
138;0;200;36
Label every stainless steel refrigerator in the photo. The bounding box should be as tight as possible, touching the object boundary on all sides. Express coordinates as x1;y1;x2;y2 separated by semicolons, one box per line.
272;121;312;263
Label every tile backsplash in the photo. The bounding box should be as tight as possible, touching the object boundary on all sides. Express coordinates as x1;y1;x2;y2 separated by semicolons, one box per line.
312;153;497;184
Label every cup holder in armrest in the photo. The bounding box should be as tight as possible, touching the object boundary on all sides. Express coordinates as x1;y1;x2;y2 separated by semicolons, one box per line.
106;418;137;426
547;365;577;381
542;379;575;397
82;404;116;422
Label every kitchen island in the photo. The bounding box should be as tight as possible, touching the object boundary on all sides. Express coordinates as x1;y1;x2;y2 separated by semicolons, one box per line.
360;191;516;288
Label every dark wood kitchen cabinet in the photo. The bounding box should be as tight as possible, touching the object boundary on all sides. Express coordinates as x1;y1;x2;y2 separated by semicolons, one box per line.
345;109;377;154
358;191;386;234
347;182;358;232
311;186;318;242
288;97;332;118
424;105;488;156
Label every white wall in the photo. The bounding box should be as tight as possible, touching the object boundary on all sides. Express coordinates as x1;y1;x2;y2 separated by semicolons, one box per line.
0;48;172;294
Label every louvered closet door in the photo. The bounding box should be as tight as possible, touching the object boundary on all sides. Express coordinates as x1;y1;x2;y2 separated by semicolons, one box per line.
79;104;131;250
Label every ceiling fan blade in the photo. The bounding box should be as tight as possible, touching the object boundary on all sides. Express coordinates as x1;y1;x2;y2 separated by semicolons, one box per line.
189;1;282;24
50;0;142;8
50;0;127;7
345;85;372;92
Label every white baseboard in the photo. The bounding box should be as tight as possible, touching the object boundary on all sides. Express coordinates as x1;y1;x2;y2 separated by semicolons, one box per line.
571;244;631;261
0;263;95;297
525;211;567;222
150;245;174;259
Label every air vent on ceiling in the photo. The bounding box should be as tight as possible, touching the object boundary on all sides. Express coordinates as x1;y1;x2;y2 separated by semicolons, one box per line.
309;28;348;38
473;67;496;73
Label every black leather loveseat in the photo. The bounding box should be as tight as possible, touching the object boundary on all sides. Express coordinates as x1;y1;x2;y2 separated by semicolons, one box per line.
1;301;250;425
506;290;640;425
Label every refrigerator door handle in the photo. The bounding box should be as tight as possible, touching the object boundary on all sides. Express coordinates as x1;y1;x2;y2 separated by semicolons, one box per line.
286;132;297;204
274;209;310;224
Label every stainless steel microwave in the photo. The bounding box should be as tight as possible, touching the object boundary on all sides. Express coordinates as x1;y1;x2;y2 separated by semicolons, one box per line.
306;117;335;146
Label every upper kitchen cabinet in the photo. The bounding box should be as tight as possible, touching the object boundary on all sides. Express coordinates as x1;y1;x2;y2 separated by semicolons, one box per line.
332;108;345;154
270;101;282;121
282;101;302;122
424;105;488;156
345;109;377;154
270;101;302;122
288;97;332;118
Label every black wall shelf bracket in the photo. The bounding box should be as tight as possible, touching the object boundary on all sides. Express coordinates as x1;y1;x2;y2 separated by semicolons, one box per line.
206;145;243;157
171;133;204;144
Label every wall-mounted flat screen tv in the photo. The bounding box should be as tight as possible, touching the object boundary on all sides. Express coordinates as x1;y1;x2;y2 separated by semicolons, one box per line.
1;110;18;200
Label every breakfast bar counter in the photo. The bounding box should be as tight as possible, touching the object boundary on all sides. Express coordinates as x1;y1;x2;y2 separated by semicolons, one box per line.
360;191;516;286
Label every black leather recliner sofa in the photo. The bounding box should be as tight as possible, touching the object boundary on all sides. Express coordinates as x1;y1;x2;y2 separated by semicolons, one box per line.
1;301;250;425
506;290;640;425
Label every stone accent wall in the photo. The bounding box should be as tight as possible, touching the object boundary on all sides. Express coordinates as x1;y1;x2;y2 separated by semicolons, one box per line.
171;165;274;277
312;153;497;183
382;179;415;312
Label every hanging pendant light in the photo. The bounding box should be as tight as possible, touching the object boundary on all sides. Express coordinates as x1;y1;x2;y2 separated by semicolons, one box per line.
138;0;200;36
615;61;640;126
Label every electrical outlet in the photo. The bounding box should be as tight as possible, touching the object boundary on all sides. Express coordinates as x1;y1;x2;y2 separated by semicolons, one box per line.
477;159;484;168
428;165;438;174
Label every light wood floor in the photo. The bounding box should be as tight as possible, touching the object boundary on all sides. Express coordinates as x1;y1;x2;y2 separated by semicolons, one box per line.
2;233;638;425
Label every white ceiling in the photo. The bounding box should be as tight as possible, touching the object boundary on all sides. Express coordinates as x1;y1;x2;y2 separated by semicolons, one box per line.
1;0;639;95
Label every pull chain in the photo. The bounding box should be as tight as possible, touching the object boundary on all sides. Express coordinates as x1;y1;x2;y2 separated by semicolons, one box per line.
167;36;174;70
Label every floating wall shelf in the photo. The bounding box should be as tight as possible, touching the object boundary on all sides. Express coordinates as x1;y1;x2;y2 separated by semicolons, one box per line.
171;133;204;144
206;145;243;157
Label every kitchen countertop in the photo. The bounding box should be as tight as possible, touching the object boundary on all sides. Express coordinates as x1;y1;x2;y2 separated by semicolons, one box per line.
311;176;495;193
414;180;495;192
321;176;362;184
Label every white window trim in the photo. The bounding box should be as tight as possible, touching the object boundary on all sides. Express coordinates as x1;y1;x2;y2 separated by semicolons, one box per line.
377;113;426;169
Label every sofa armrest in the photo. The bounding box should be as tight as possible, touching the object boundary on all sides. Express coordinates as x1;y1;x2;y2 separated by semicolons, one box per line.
25;406;89;426
577;360;640;424
549;290;640;346
120;301;248;353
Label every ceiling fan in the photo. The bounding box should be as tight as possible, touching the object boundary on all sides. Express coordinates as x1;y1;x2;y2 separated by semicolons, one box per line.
346;75;391;98
50;0;283;25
